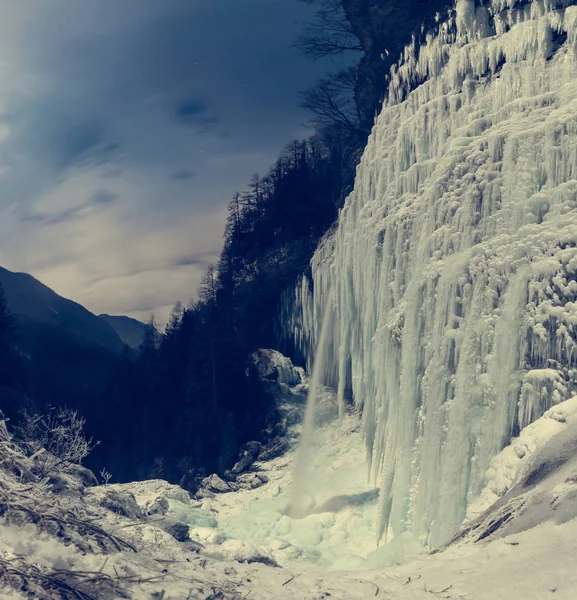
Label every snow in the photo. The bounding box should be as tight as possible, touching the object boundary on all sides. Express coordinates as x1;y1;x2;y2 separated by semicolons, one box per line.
280;0;577;550
467;393;577;518
3;395;577;598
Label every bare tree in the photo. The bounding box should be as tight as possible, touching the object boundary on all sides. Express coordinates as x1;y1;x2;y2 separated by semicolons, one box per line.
295;0;362;59
199;263;220;306
300;67;360;132
15;407;98;474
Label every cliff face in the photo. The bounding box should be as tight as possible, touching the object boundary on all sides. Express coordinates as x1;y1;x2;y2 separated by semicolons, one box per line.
342;0;453;128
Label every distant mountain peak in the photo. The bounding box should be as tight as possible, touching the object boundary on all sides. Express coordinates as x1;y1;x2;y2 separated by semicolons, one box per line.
98;314;148;350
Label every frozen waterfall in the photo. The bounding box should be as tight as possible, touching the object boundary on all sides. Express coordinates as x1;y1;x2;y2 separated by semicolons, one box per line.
281;0;577;547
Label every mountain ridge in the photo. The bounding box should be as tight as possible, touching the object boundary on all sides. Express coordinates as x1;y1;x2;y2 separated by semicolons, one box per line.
0;265;125;353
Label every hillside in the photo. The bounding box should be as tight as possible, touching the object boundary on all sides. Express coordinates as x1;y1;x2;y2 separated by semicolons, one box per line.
0;266;126;418
98;314;147;350
0;266;124;353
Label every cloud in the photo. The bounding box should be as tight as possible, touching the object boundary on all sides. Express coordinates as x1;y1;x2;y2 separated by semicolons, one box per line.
91;190;119;205
0;94;115;171
172;253;214;268
171;169;195;181
20;206;84;226
0;0;352;323
174;98;219;132
175;99;208;120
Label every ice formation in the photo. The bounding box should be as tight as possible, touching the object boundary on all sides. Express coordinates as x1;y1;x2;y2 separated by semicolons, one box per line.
281;0;577;547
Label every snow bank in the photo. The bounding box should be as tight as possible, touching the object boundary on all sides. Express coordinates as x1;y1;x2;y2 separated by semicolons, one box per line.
468;394;577;518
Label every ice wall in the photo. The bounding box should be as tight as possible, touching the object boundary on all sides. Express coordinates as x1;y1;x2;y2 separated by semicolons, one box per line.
281;0;577;547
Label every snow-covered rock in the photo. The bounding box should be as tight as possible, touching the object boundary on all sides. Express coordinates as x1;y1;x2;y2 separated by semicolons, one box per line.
236;472;269;490
158;518;191;543
452;396;577;545
251;349;305;387
201;473;234;494
95;488;143;520
467;395;577;520
144;494;169;516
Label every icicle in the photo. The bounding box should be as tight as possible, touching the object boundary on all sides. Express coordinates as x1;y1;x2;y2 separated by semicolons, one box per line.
280;0;577;549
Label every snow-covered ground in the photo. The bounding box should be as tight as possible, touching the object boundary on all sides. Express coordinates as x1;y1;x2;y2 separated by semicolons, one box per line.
3;377;577;598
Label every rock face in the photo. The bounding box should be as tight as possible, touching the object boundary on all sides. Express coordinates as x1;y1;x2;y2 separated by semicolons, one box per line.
342;0;452;128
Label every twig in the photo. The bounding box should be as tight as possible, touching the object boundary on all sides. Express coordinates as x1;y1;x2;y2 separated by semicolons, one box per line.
116;516;168;529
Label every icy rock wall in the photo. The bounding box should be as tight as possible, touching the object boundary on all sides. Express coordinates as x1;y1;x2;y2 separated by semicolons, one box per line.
281;0;577;547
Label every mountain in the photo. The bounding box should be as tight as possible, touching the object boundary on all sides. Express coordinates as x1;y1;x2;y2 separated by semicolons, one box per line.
0;265;125;417
99;314;147;350
0;266;124;353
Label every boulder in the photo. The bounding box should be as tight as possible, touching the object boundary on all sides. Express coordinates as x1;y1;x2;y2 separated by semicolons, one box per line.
232;441;261;474
144;495;169;516
251;349;304;386
221;539;279;567
159;518;190;543
201;474;232;494
222;469;237;483
98;489;143;519
47;472;83;496
236;473;267;490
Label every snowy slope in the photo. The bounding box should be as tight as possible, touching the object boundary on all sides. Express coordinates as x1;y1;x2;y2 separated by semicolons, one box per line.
281;0;577;548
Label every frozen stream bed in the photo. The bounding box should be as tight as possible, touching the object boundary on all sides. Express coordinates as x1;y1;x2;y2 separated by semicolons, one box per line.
108;384;577;599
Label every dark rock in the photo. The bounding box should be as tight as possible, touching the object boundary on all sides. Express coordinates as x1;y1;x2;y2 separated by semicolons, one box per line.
160;518;190;543
47;472;82;496
182;540;204;553
259;438;289;462
232;441;261;474
99;489;143;519
222;470;237;483
195;488;216;500
201;474;232;494
246;554;279;567
342;0;453;128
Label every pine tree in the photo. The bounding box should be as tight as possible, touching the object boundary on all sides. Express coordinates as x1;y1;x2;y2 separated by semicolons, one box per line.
0;283;15;345
0;283;18;389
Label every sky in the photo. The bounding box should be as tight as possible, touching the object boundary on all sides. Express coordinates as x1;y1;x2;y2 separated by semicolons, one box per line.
0;0;347;325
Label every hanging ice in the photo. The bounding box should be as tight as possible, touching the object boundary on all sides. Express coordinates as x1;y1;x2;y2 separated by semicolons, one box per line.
281;0;577;547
